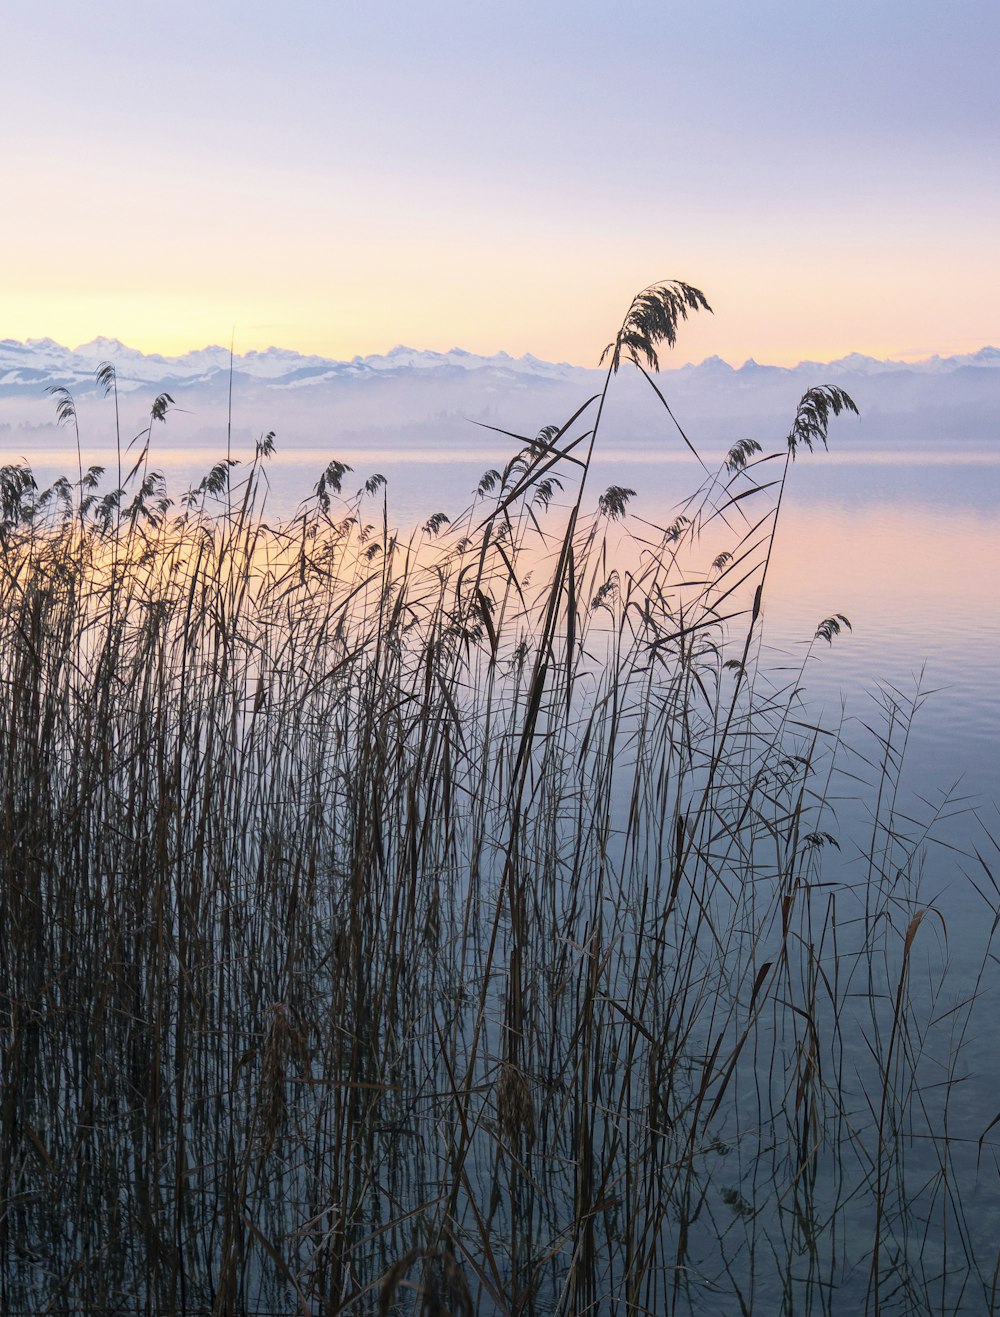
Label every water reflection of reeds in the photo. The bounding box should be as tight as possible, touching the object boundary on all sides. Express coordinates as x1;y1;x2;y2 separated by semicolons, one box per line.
1;298;997;1315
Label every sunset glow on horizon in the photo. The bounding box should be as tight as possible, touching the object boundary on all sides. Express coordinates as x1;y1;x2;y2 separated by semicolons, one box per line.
3;0;997;368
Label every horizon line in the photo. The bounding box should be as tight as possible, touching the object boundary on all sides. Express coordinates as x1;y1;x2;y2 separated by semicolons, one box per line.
5;335;1000;376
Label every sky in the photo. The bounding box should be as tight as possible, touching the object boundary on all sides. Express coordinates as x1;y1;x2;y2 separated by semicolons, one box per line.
2;0;998;367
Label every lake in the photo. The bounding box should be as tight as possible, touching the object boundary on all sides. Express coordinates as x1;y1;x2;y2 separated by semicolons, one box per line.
2;395;998;1314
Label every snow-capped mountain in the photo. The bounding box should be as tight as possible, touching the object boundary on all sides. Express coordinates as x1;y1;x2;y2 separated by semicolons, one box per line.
2;336;998;400
1;336;996;483
0;337;592;395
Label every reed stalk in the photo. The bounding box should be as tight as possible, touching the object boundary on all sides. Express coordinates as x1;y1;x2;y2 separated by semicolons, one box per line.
0;284;994;1315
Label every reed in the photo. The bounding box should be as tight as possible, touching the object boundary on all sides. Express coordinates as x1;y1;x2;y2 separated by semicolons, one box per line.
0;283;995;1315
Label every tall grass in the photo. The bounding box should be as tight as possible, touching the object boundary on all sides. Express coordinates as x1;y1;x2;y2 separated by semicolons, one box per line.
0;283;996;1315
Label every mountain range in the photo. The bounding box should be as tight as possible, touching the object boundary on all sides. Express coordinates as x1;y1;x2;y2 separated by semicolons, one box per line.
1;338;997;489
2;336;999;396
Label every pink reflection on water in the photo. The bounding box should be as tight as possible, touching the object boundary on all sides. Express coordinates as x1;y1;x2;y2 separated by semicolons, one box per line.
763;501;1000;798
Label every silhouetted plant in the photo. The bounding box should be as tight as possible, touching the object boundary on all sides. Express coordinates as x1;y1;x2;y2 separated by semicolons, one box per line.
0;284;991;1317
601;278;712;372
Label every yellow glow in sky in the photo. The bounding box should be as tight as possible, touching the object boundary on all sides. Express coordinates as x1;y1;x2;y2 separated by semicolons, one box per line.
2;2;998;366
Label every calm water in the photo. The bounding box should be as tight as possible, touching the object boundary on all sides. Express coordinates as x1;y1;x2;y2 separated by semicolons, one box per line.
322;442;1000;808
360;438;1000;1309
22;429;1000;1007
228;438;999;811
18;423;1000;930
337;446;983;813
8;420;999;1311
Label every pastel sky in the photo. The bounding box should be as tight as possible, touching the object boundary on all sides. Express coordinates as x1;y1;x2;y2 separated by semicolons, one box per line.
2;0;998;366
